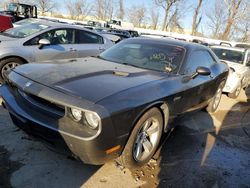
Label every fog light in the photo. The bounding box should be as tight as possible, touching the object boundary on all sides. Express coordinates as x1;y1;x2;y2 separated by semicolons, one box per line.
85;112;100;129
71;108;82;122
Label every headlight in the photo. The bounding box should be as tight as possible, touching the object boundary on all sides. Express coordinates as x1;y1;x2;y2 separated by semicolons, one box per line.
84;112;100;129
70;108;82;122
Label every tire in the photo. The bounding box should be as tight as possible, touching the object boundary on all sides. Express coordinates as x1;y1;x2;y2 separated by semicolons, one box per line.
0;57;24;83
206;81;224;113
228;83;241;99
117;107;163;168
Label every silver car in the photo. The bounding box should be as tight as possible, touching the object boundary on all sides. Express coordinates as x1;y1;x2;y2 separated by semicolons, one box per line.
211;45;250;98
0;19;113;82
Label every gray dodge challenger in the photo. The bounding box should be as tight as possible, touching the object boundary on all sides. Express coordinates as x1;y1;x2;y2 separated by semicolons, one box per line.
0;38;228;168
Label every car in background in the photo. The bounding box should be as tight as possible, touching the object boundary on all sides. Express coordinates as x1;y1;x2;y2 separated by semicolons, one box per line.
0;14;13;31
211;45;250;98
0;38;228;168
101;31;130;43
127;30;139;37
0;19;113;83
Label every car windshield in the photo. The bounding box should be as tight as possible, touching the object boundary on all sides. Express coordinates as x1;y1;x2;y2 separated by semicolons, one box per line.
99;40;185;73
211;48;245;64
2;23;49;38
7;3;18;11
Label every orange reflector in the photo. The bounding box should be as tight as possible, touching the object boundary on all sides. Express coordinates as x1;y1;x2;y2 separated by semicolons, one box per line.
105;145;121;154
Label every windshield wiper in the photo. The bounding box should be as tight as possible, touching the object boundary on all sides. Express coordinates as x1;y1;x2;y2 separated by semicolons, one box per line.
121;62;142;69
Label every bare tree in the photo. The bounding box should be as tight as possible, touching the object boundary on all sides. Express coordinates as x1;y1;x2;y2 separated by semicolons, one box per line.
33;0;57;15
154;0;181;31
94;0;114;20
232;1;250;42
127;5;147;27
191;0;203;35
65;0;92;20
168;7;183;33
150;8;160;29
206;1;226;38
116;0;125;20
221;0;244;40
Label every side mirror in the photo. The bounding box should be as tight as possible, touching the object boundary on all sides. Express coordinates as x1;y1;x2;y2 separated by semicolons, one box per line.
191;66;211;79
196;66;211;76
38;39;50;49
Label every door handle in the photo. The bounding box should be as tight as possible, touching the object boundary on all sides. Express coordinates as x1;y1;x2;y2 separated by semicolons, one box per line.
99;47;105;51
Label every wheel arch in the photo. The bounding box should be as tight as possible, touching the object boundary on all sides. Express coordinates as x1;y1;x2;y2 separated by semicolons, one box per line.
131;101;170;135
0;56;29;64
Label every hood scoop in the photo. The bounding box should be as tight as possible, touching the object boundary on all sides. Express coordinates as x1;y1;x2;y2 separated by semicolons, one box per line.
113;71;129;77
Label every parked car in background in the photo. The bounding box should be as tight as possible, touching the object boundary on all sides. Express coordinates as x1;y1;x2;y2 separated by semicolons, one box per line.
0;14;13;31
127;30;139;37
106;19;134;30
101;32;128;43
0;19;113;83
0;2;37;22
0;38;228;168
211;45;250;98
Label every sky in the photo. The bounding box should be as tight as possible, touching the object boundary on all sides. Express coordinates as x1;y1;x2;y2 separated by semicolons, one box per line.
51;0;216;32
0;0;216;33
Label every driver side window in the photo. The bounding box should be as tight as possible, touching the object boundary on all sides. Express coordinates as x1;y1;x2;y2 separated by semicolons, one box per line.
184;50;216;74
24;29;75;46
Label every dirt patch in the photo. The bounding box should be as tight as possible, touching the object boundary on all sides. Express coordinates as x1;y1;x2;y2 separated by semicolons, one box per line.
0;146;23;188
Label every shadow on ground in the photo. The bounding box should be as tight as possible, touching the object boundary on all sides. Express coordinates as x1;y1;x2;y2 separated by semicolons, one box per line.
129;89;250;188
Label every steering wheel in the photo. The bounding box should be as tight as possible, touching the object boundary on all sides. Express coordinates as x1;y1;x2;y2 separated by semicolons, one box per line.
160;60;176;72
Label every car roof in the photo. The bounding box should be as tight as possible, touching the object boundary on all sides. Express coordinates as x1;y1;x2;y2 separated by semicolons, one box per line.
126;37;209;50
210;45;246;52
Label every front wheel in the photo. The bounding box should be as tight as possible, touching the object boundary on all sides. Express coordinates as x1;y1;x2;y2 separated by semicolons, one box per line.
228;82;241;99
0;58;24;83
117;107;163;168
206;81;224;113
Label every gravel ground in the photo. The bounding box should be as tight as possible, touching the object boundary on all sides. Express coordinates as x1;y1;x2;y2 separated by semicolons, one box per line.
0;89;250;188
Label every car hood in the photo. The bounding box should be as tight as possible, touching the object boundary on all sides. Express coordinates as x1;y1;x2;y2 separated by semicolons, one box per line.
223;60;247;73
13;57;168;103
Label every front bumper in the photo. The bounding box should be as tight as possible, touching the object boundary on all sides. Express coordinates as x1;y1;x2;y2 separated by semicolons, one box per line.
223;72;241;93
0;84;124;165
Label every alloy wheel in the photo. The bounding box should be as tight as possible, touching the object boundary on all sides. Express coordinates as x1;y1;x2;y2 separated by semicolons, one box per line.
213;87;222;110
133;117;161;162
1;62;20;78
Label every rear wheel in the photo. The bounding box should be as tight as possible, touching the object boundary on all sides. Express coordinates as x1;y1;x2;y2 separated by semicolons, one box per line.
0;58;24;83
206;81;224;113
117;107;163;168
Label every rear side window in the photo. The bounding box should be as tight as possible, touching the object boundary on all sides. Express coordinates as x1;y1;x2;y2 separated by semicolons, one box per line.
77;30;103;44
183;50;216;74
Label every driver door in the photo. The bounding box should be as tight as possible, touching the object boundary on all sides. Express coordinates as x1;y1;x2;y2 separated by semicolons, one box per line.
23;28;78;62
177;50;216;113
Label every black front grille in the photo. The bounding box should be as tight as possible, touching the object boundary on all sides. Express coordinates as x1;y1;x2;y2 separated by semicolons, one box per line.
17;89;65;117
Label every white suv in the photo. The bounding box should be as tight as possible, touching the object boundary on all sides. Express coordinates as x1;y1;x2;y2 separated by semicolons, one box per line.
211;45;250;98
